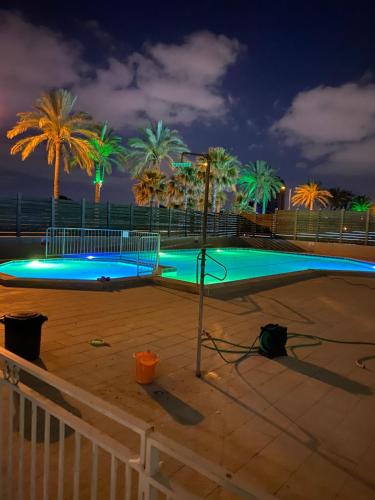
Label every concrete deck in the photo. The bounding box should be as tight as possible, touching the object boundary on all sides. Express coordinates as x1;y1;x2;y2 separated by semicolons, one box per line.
0;275;374;499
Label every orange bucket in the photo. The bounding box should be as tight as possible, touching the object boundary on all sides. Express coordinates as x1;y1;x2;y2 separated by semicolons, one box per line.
134;351;159;384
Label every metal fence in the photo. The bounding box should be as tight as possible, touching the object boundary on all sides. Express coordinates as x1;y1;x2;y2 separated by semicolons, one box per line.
45;227;160;272
243;208;375;245
0;347;270;499
1;194;374;245
0;194;247;238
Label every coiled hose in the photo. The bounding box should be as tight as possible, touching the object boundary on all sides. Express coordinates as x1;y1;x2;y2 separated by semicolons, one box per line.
201;331;375;367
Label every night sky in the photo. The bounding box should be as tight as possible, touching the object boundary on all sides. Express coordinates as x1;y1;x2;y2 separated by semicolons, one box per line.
1;0;374;203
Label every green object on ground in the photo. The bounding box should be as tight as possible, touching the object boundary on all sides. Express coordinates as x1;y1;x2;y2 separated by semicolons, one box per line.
89;338;109;347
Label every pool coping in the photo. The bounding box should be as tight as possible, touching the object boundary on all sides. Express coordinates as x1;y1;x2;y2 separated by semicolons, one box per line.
152;268;375;296
0;271;155;291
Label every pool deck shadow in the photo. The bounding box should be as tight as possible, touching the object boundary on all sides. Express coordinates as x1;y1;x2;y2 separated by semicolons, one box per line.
16;359;81;443
276;356;373;395
142;382;204;426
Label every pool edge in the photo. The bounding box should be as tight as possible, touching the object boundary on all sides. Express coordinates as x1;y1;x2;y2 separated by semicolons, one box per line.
152;269;375;296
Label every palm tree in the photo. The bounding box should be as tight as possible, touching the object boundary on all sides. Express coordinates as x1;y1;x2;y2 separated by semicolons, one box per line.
203;148;240;212
232;189;255;214
132;169;166;207
89;122;127;203
174;165;201;209
164;176;185;208
329;188;354;210
239;160;282;214
214;157;240;212
7;89;95;199
292;182;332;211
127;120;188;177
350;195;372;212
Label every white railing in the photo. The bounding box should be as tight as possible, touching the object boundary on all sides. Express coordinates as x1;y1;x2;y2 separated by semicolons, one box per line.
45;227;160;272
0;347;273;500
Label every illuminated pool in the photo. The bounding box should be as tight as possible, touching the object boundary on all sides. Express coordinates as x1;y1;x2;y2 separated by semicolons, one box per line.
158;248;375;284
0;259;153;281
0;249;373;284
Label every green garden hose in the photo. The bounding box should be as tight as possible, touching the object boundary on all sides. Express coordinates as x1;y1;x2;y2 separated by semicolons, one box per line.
201;331;375;367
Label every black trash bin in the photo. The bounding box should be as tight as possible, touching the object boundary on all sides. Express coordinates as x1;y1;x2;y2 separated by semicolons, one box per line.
0;312;48;361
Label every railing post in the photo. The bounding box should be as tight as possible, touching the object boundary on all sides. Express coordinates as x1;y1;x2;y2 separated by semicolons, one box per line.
149;206;153;232
252;212;256;237
168;208;172;237
315;209;321;242
129;204;133;230
144;440;160;500
107;201;111;228
339;209;345;243
81;198;86;228
365;209;370;245
273;208;278;237
185;209;188;237
293;209;298;240
16;192;22;237
51;197;56;227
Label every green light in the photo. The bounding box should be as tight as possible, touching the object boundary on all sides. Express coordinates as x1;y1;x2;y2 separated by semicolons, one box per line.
172;162;193;168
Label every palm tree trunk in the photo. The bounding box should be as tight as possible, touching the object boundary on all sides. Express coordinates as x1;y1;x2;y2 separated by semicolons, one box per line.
212;181;217;213
309;199;313;211
95;183;102;203
53;142;61;200
262;195;267;214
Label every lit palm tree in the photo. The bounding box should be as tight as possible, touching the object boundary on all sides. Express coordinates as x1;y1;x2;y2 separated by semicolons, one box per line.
328;188;354;210
350;195;372;212
7;89;95;199
292;182;332;211
88;122;128;203
232;190;251;213
164;176;185;208
203;148;240;212
174;165;202;210
127;120;188;177
132;169;166;207
239;160;282;214
214;157;240;212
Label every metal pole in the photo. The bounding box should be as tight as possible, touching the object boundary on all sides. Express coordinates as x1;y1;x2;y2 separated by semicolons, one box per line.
288;188;292;210
196;158;210;378
364;209;370;245
339;209;345;243
16;192;22;237
293;209;298;240
51;197;56;227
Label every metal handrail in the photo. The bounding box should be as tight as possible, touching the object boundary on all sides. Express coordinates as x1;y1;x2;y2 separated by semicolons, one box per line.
195;250;228;285
0;347;272;499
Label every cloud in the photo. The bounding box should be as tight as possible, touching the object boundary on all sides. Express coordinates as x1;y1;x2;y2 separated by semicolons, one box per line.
0;11;82;125
76;31;242;127
0;10;242;130
271;82;375;175
295;161;307;169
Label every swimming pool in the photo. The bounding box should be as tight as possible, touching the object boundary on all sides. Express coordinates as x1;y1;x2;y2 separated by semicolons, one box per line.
0;259;153;281
0;249;373;284
158;248;375;284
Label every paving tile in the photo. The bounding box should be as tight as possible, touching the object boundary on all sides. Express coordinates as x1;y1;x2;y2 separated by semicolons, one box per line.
1;275;375;499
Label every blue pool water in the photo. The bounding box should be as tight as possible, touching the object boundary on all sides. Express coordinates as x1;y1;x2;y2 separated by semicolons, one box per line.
0;249;373;283
0;259;152;280
158;248;375;284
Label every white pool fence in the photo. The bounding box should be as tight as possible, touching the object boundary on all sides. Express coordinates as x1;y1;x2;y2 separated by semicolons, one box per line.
45;227;161;273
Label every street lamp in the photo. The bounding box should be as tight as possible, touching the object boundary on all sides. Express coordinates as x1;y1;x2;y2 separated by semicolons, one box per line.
172;151;211;377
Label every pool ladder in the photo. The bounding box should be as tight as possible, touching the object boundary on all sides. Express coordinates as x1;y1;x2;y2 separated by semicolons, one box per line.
195;251;228;285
